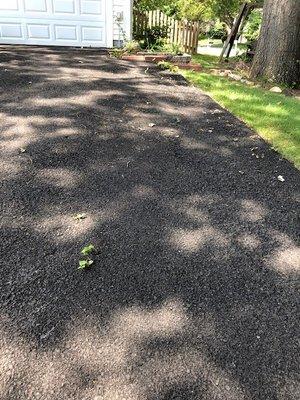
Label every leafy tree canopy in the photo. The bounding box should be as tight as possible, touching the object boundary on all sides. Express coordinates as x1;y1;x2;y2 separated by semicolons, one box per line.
134;0;263;24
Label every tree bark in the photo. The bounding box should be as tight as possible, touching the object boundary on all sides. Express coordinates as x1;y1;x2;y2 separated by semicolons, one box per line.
250;0;300;87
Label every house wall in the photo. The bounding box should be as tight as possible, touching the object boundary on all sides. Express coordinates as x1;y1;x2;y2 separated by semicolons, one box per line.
113;0;132;46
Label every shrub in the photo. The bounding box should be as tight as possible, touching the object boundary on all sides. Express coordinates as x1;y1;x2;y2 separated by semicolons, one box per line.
244;9;262;42
124;40;141;53
207;21;227;41
137;25;169;50
157;61;179;73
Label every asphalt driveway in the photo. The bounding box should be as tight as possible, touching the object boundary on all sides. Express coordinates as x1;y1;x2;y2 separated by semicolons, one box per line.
0;46;299;400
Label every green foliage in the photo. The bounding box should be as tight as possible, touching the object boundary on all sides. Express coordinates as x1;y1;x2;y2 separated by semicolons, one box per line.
124;40;141;53
207;20;227;40
78;259;94;270
78;244;96;270
109;48;124;58
139;25;169;49
134;0;171;10
135;0;263;25
162;42;182;55
81;244;95;256
205;0;243;27
175;0;207;20
157;61;179;72
244;9;262;42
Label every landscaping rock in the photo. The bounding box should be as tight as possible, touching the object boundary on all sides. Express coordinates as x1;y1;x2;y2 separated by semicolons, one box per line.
170;54;191;64
228;73;242;81
269;86;283;93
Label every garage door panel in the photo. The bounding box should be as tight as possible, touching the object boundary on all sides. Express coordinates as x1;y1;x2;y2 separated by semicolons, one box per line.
27;23;51;39
53;0;75;14
1;23;23;39
0;0;108;47
54;24;77;40
80;0;102;15
81;25;103;41
24;0;47;12
0;0;19;11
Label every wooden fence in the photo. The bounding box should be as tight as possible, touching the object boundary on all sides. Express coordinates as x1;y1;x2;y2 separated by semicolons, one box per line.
133;9;200;54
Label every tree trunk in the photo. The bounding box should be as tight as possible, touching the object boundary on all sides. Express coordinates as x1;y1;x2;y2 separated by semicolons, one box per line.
250;0;300;87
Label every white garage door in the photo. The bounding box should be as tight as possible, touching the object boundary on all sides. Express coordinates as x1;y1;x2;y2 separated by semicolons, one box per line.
0;0;112;47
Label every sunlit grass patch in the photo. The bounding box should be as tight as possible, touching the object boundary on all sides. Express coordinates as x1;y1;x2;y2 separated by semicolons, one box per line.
182;69;300;168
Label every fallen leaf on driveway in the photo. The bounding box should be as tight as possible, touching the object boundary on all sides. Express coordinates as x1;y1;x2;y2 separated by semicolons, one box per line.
78;259;94;270
81;244;95;255
277;175;285;182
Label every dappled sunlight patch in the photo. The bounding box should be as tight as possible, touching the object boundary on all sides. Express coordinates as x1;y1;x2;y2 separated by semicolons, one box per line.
169;226;229;253
239;199;267;222
237;233;261;250
180;136;211;150
31;89;123;107
35;168;82;189
161;127;181;138
266;246;300;275
110;299;188;340
97;198;129;223
49;127;80;138
0;114;57;152
132;184;157;200
276;376;300;400
0;159;23;180
168;198;209;224
0;295;283;399
32;213;97;242
218;146;234;156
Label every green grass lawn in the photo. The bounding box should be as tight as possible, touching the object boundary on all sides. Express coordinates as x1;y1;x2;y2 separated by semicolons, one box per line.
181;55;300;168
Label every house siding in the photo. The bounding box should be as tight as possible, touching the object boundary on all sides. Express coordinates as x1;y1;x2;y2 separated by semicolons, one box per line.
113;0;132;46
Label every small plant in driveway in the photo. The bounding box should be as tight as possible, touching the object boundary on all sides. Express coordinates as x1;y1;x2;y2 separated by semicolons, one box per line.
78;244;95;270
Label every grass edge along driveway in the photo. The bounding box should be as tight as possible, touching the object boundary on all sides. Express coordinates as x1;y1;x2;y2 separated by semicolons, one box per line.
181;57;300;169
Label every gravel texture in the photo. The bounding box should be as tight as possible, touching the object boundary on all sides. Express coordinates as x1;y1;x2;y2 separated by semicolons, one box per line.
0;46;299;400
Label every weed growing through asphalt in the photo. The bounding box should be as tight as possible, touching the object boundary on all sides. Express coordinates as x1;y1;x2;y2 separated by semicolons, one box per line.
78;244;95;270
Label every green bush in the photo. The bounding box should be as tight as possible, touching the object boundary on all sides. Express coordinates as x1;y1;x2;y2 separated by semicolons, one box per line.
244;9;262;42
157;61;179;72
124;40;141;53
136;25;169;50
207;21;227;41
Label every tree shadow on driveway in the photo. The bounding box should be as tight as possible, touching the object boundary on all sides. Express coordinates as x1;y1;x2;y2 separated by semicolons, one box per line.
0;45;299;400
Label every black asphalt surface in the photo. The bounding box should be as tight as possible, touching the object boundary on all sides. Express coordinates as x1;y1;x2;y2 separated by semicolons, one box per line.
0;46;299;400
